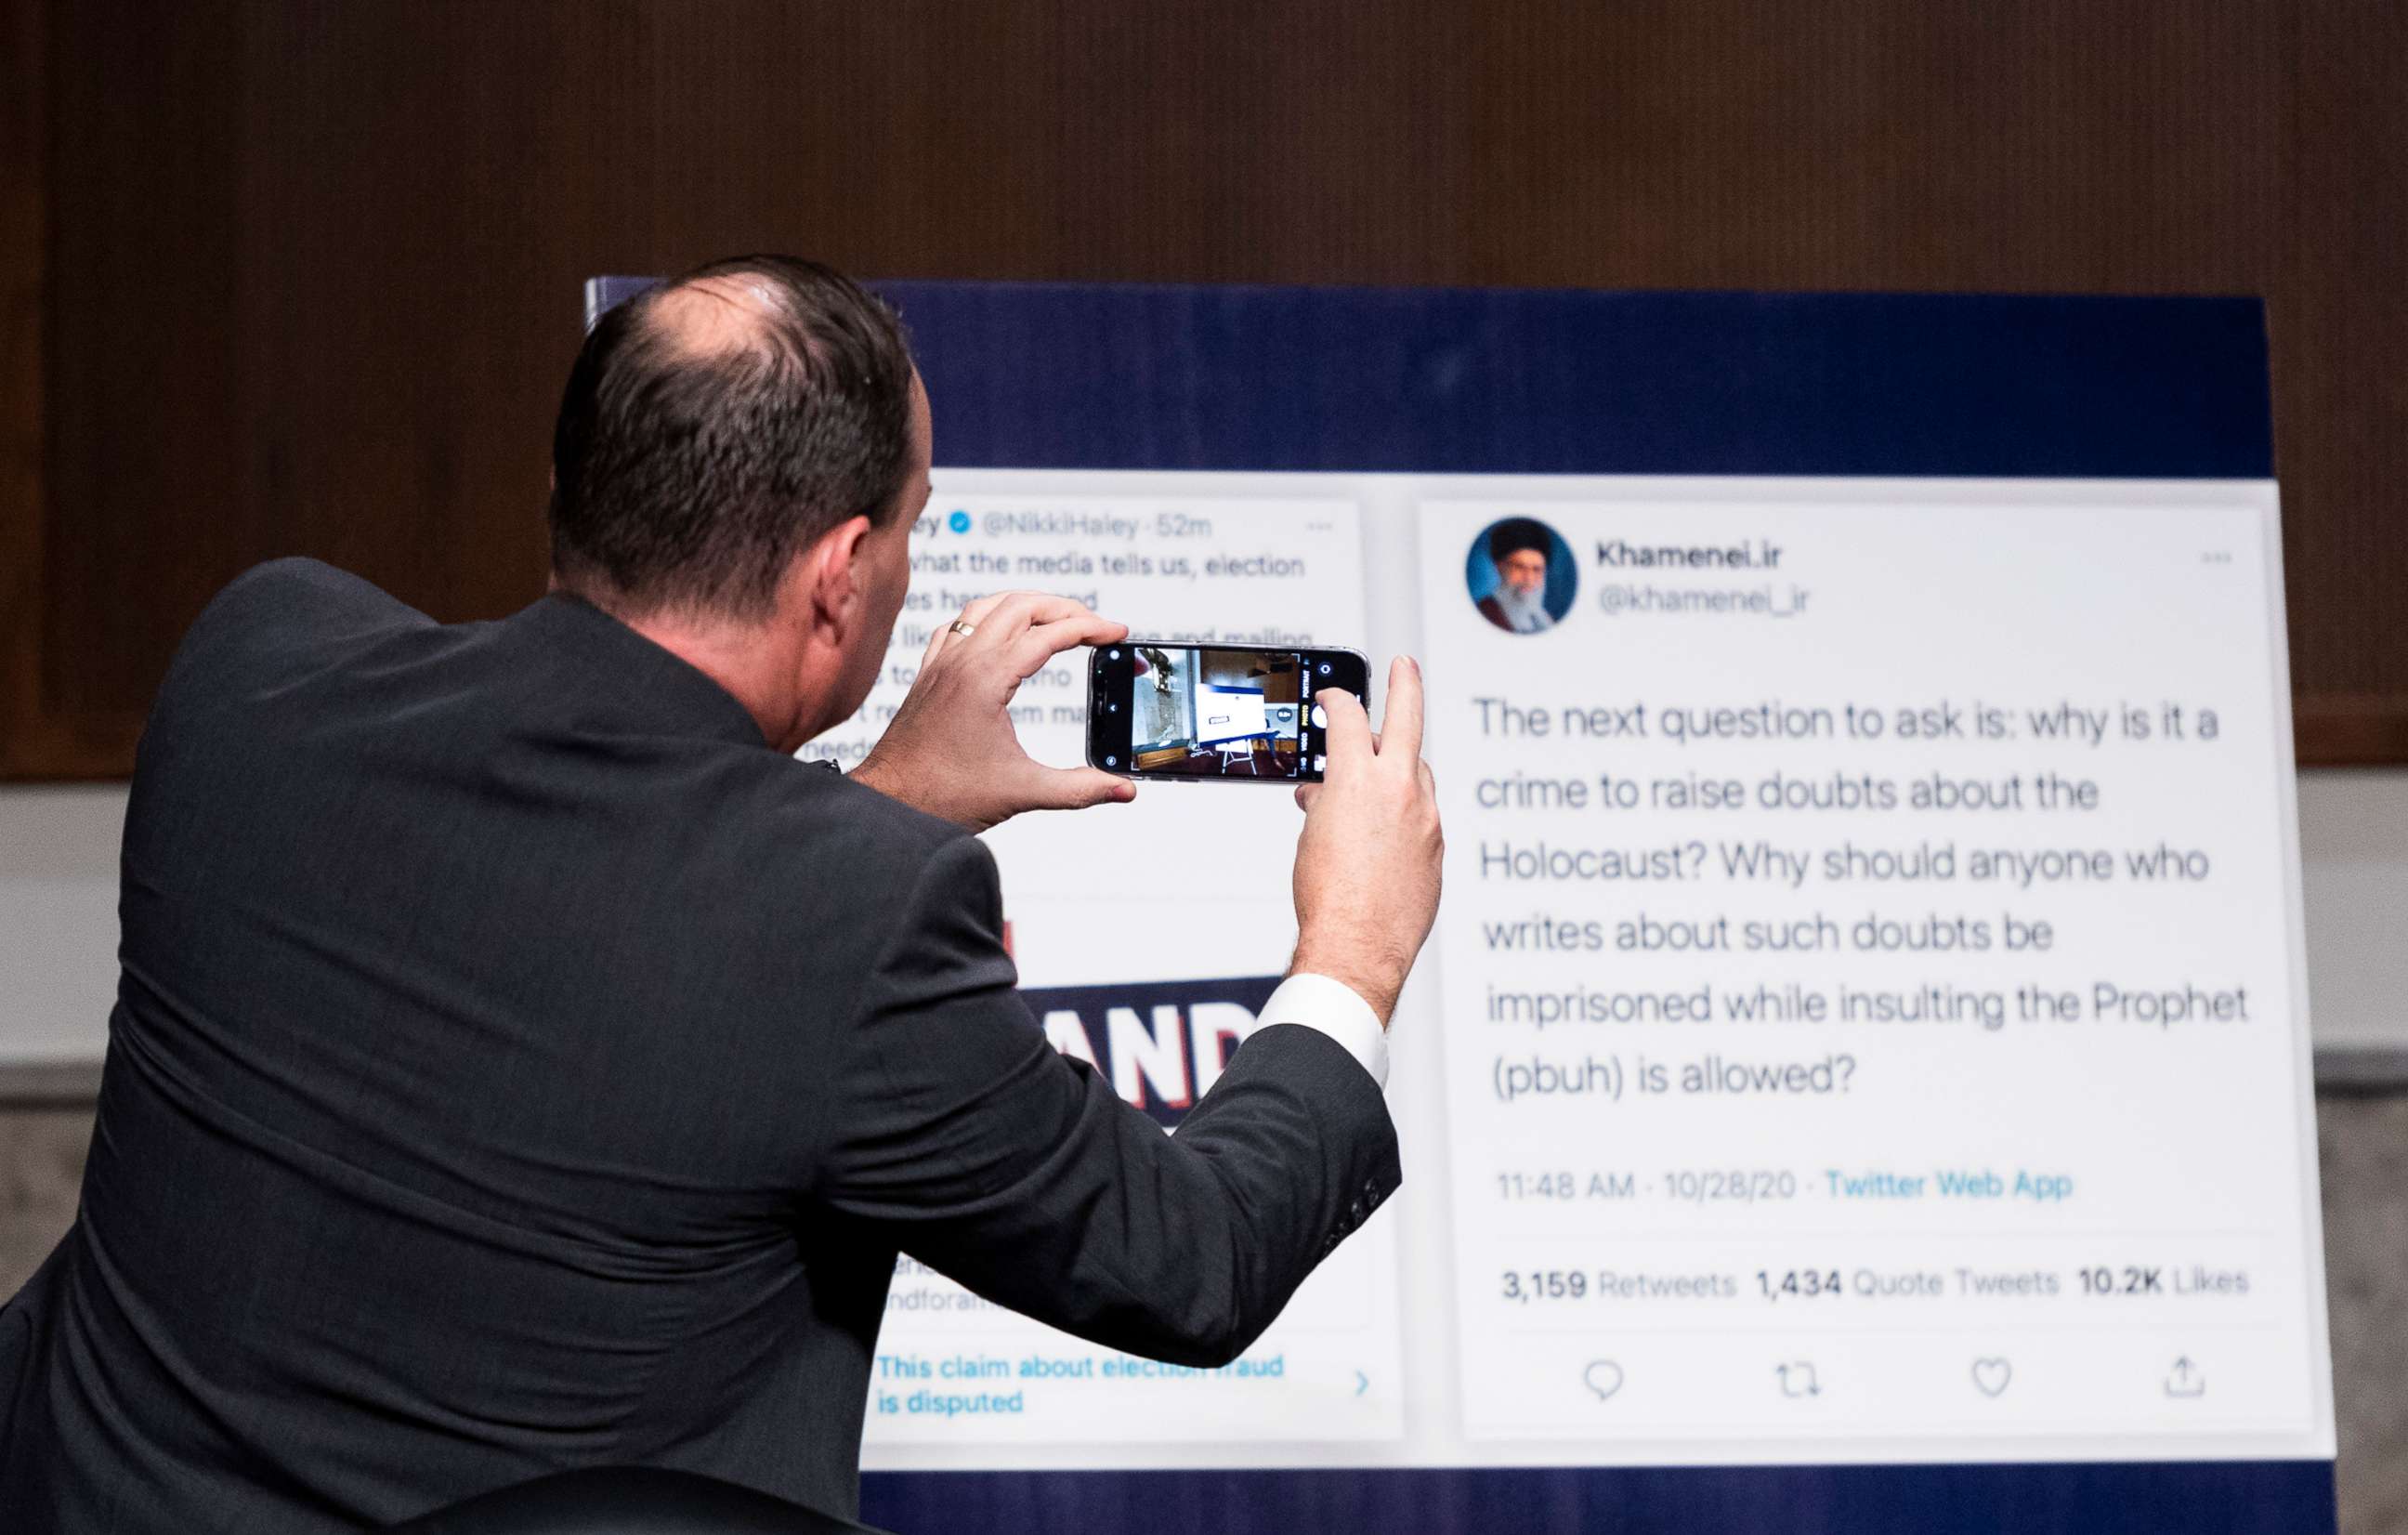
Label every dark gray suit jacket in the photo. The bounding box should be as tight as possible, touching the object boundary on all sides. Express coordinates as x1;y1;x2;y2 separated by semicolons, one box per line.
0;560;1400;1532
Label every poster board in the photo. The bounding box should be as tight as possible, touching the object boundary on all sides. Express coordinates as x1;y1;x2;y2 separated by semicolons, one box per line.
585;278;2334;1533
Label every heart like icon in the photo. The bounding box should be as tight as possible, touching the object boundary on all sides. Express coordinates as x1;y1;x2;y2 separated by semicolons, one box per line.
1971;1358;2013;1397
1582;1359;1625;1401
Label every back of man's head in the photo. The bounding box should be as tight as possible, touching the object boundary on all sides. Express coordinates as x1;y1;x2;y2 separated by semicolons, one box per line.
548;256;916;622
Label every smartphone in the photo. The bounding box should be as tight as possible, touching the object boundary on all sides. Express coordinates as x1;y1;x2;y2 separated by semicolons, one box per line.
1086;640;1370;783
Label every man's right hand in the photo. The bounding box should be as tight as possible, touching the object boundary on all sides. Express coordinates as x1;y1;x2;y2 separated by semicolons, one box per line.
851;592;1135;834
1289;657;1443;1025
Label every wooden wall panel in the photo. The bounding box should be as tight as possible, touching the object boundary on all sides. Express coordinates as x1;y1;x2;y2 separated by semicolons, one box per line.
6;0;2404;775
2284;1;2408;762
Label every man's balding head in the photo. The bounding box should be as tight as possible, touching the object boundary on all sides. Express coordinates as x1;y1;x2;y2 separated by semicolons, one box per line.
548;256;917;621
644;272;796;358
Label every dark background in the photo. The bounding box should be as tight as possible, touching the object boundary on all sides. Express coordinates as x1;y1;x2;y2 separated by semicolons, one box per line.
6;0;2403;778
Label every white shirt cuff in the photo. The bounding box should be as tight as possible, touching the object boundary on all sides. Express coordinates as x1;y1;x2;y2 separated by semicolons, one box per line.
1257;972;1388;1089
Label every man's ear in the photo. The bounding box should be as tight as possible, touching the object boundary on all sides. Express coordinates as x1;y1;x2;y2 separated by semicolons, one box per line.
800;514;877;640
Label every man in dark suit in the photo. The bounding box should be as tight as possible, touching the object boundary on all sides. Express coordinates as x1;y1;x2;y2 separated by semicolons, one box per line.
0;257;1441;1531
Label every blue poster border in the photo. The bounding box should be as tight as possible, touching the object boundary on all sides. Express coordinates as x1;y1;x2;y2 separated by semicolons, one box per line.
861;1460;2335;1535
593;277;2273;480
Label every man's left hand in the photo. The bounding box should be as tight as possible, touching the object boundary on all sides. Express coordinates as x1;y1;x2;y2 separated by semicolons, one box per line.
850;593;1137;833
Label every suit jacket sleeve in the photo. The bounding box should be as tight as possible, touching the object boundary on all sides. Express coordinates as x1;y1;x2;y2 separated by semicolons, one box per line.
811;834;1401;1367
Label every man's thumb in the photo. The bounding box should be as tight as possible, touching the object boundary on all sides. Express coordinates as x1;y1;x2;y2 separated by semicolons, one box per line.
1033;766;1138;810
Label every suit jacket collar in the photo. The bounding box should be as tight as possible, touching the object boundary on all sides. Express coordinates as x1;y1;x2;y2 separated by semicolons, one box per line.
512;593;772;751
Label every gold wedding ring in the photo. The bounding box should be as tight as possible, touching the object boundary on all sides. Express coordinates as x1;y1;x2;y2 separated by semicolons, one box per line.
949;620;976;636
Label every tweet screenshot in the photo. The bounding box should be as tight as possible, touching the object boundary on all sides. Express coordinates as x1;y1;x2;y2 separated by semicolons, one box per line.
1415;489;2325;1450
825;470;2324;1472
833;474;1405;1456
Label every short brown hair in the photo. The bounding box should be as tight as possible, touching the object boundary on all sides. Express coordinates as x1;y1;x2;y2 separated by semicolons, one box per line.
547;256;915;620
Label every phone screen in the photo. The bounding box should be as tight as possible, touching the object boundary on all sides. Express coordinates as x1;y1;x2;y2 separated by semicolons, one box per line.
1087;642;1368;782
